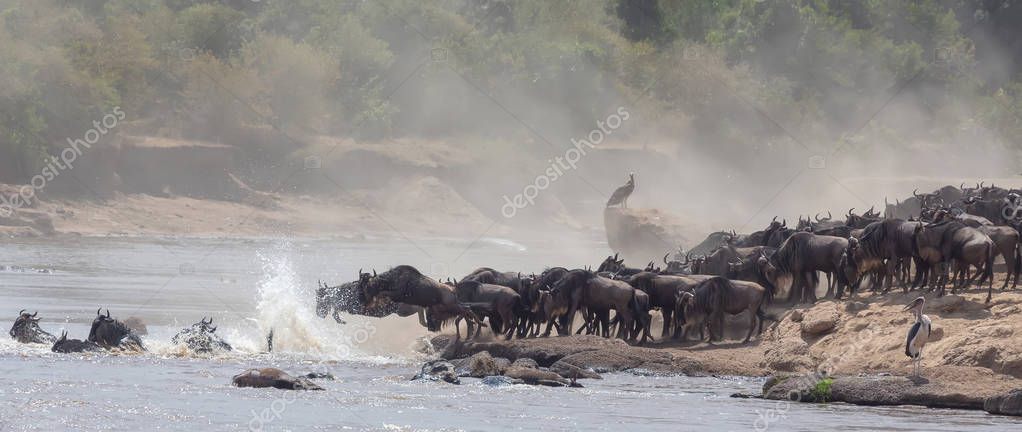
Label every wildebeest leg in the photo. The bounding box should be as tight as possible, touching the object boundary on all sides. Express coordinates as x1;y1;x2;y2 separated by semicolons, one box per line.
417;310;427;327
661;308;673;340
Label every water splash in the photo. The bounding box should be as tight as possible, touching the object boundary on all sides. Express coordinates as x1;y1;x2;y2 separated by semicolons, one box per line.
245;239;403;364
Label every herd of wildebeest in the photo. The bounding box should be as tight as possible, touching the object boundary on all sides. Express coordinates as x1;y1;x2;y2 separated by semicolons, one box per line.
9;182;1022;352
313;182;1022;345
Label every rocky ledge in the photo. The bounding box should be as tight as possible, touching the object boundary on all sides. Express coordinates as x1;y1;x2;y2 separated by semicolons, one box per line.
430;335;705;380
762;367;1022;416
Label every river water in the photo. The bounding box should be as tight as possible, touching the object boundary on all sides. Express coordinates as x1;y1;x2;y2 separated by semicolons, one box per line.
0;236;1019;431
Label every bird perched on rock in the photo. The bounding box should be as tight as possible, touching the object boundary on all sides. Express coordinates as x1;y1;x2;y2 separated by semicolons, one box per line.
606;173;635;208
903;296;931;377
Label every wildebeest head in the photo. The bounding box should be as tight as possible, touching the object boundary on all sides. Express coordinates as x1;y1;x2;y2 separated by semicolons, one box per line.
10;310;55;344
356;268;378;298
597;253;624;273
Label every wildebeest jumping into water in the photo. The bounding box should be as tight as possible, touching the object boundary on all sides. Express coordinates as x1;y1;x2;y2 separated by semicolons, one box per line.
88;308;146;351
316;279;426;326
9;310;56;344
358;266;486;339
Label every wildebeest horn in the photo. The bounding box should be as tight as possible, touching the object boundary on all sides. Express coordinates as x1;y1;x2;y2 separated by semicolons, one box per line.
96;308;102;316
981;181;986;188
913;189;921;198
613;252;619;260
358;268;363;276
868;205;875;215
771;216;777;223
372;269;377;277
781;219;786;227
815;212;823;222
960;182;965;190
663;253;671;264
32;311;37;317
105;309;111;318
210;326;217;332
18;309;25;315
848;207;855;216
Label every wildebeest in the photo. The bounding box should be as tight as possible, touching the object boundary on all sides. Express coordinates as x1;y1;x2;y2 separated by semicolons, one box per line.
316;280;425;326
912;219;995;301
88;308;146;351
171;317;232;353
51;330;102;353
359;266;485;339
551;269;641;339
624;272;709;339
675;276;768;343
976;225;1021;290
855;219;921;293
9;310;55;344
596;253;644;277
762;232;854;303
453;280;522;340
463;268;537;337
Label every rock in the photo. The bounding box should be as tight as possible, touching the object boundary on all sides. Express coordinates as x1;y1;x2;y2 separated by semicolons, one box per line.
845;301;868;313
762;342;812;372
232;368;324;390
454;352;510;378
429;334;454;353
985;389;1022;416
443;335;628;366
800;303;840;335
504;365;568;385
303;372;335;380
481;375;522;387
928;295;966;313
548;361;602;380
412;360;461;385
511;357;539;369
764;370;1006;410
123;317;148;335
929;326;944;342
789;310;804;323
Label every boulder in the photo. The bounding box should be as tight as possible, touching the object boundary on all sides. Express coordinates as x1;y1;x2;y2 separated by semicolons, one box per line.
232;368;324;390
442;335;628;366
984;389;1022;416
503;365;569;385
788;310;804;323
548;361;602;380
412;360;461;385
511;357;539;369
453;352;510;378
800;303;840;335
481;375;522;387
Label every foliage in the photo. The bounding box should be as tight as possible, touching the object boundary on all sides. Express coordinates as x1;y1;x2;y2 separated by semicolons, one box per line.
1;0;1021;183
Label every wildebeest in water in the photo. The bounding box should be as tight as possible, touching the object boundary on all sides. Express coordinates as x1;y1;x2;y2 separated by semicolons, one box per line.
9;310;56;344
52;330;102;353
172;317;232;354
88;308;146;351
